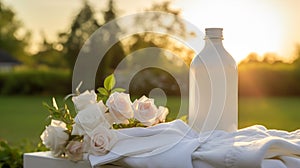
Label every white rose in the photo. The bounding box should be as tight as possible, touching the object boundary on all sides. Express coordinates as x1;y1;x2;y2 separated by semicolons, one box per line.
82;135;91;153
72;90;97;111
132;96;158;126
65;141;83;162
40;120;69;157
156;106;169;123
106;92;133;124
98;100;108;112
104;113;115;126
72;102;109;136
89;125;118;156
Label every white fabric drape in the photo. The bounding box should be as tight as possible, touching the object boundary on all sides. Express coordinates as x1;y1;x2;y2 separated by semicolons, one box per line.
89;120;300;168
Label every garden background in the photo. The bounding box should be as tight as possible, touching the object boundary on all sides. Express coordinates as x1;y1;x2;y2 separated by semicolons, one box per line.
0;0;300;167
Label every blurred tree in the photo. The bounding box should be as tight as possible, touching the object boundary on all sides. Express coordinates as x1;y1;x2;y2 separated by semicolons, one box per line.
0;1;31;65
240;52;260;64
293;44;300;66
33;33;67;68
238;46;300;97
59;1;100;69
56;0;126;86
127;1;195;65
41;0;194;96
96;0;126;87
119;1;193;96
262;52;282;64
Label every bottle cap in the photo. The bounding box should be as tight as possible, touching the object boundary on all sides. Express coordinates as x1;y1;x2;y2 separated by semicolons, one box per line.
205;28;223;40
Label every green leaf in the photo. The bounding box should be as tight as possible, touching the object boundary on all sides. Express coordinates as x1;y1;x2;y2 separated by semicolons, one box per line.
102;97;108;104
104;74;116;91
42;102;51;109
136;123;146;127
179;115;188;123
112;88;126;93
97;93;108;103
97;87;109;96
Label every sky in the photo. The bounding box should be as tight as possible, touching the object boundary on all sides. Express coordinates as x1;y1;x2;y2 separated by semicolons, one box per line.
2;0;300;63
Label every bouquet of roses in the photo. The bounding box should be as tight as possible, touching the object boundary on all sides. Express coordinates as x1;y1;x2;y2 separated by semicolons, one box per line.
40;74;169;161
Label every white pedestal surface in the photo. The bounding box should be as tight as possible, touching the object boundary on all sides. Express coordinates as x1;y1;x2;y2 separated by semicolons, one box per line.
24;151;123;168
24;151;91;168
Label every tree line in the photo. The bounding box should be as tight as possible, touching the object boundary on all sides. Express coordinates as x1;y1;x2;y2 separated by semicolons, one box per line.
1;0;300;97
239;47;300;97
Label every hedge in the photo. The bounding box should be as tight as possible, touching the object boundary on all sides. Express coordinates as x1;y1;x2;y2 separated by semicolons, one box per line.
238;64;300;97
1;65;300;97
0;69;71;95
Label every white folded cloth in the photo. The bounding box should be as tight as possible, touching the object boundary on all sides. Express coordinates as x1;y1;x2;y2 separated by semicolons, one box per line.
89;120;300;168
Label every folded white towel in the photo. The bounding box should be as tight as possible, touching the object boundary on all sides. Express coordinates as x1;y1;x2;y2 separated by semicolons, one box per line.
89;120;300;168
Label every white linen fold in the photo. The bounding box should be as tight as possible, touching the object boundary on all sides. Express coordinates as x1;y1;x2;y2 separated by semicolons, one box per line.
89;120;300;168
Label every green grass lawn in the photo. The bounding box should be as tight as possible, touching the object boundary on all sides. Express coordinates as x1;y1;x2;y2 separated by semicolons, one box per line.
238;97;300;131
0;96;299;144
0;96;71;145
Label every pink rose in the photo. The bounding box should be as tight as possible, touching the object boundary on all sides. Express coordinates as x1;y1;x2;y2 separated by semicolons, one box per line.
155;106;169;124
132;96;158;126
106;92;133;124
40;120;69;157
72;102;109;136
72;90;97;111
89;125;118;156
65;141;83;162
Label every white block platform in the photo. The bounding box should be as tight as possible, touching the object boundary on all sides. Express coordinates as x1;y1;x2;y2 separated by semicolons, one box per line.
24;152;123;168
24;152;91;168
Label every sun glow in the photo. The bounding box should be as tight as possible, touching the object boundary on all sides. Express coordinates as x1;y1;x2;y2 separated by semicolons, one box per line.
173;0;287;63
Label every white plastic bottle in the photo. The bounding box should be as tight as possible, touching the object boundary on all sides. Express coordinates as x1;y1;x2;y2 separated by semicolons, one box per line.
189;28;237;133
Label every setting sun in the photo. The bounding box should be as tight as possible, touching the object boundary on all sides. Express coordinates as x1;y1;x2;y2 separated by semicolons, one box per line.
173;0;292;63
